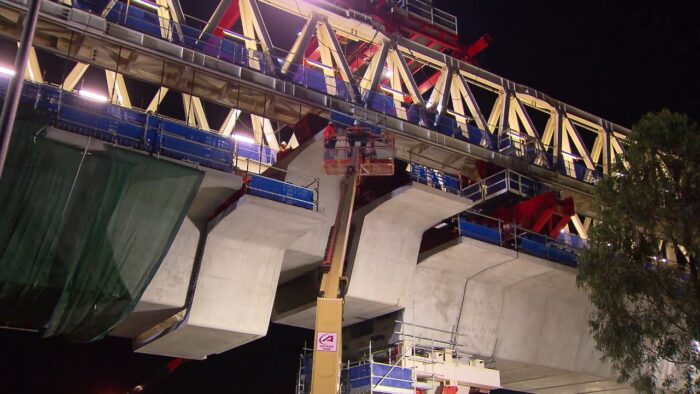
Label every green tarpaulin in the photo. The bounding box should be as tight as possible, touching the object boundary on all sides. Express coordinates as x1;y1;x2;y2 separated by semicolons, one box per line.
0;115;203;342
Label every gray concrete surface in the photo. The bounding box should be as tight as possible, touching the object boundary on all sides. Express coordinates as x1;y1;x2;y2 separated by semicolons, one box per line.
343;183;472;325
111;170;243;338
404;236;633;393
133;195;322;359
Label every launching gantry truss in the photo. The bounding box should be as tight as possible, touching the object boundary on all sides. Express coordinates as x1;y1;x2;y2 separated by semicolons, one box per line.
0;0;630;237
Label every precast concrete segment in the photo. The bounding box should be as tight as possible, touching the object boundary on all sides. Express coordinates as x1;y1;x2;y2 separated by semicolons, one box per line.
405;237;630;392
281;135;342;284
111;171;244;338
343;183;472;326
136;195;322;359
110;217;199;338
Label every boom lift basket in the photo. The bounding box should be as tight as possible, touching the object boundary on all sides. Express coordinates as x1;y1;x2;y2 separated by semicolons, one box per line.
323;127;395;176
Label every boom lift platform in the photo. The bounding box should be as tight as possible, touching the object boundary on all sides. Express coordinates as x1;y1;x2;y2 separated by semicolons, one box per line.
311;111;395;394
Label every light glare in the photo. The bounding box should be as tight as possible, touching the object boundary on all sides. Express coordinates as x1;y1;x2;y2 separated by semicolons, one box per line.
561;151;581;160
132;0;159;11
223;30;254;42
0;66;15;77
232;134;255;144
78;89;108;102
305;58;334;71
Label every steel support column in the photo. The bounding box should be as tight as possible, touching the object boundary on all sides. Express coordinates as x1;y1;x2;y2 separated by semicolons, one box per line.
0;0;41;177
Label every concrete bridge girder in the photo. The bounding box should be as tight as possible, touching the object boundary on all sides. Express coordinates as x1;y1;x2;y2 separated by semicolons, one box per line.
111;170;245;338
344;183;473;326
405;237;633;393
134;195;323;359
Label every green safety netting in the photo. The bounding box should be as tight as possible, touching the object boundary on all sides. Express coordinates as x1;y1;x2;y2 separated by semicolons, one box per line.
0;114;203;342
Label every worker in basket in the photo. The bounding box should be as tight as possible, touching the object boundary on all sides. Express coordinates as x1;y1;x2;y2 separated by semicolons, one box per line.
322;122;337;160
346;125;370;159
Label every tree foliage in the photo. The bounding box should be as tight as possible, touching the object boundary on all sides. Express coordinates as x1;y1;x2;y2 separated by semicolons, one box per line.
577;110;700;392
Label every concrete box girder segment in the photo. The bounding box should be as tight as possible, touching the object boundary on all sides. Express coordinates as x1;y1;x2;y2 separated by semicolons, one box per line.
273;183;472;329
343;183;472;326
110;171;245;338
134;195;322;359
405;236;632;393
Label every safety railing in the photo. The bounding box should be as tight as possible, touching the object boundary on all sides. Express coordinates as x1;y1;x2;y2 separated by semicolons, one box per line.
409;163;462;196
457;210;585;267
408;163;542;205
404;0;458;35
0;77;280;174
241;164;320;211
323;133;395;176
42;0;603;186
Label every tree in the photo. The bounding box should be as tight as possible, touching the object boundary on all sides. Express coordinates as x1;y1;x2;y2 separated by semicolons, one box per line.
577;110;700;392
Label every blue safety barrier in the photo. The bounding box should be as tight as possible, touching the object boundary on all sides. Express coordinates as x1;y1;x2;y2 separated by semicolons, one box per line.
73;0;112;14
329;111;382;136
410;164;461;195
157;119;234;172
457;215;582;267
234;140;276;165
247;175;315;210
557;232;587;250
106;2;162;37
348;363;413;391
461;183;482;202
0;79;291;175
484;171;508;196
458;218;502;246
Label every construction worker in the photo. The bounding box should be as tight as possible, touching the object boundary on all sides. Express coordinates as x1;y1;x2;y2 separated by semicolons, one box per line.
323;122;337;149
322;122;337;160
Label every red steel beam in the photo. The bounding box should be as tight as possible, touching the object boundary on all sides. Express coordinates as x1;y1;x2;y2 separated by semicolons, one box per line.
212;2;241;38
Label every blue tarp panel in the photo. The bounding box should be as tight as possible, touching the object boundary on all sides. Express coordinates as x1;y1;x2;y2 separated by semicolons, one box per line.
248;175;314;210
462;183;482;202
348;364;413;390
329;111;382;135
72;0;113;14
367;93;397;118
304;68;328;94
546;246;578;267
173;24;200;49
235;141;276;164
518;236;548;258
435;115;458;136
106;2;163;37
484;171;507;196
158;120;233;172
459;219;501;245
55;102;153;150
557;232;587;250
0;80;246;172
444;174;460;193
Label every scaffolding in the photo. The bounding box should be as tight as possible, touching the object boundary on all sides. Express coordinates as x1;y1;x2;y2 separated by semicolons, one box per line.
297;321;499;394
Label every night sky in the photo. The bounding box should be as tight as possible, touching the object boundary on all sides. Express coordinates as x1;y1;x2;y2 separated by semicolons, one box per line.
1;1;699;393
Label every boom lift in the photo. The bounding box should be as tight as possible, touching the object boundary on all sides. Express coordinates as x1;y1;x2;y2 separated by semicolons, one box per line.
310;115;395;394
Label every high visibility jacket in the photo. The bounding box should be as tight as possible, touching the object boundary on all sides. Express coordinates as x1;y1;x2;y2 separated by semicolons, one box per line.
323;124;336;140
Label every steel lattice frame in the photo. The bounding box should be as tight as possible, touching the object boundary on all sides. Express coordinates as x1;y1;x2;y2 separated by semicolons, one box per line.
0;0;639;241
